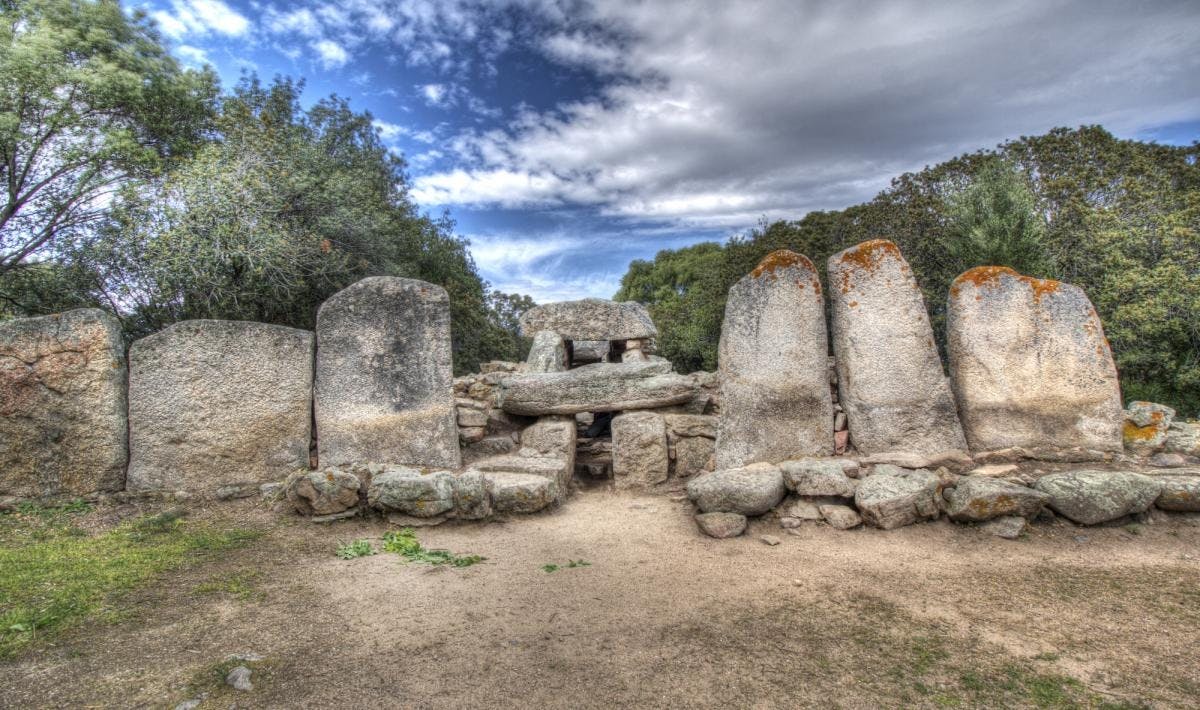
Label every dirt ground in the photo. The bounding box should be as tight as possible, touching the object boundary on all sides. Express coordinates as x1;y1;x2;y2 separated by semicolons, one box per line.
2;485;1199;709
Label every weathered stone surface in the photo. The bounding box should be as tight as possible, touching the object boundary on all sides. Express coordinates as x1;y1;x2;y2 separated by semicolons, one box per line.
783;497;823;521
367;466;456;517
127;320;313;493
612;411;668;489
859;450;974;472
716;251;833;468
513;415;576;499
672;436;715;478
452;470;492;519
499;361;696;415
947;267;1122;453
285;468;361;516
854;465;941;529
818;504;862;529
686;462;786;515
1034;470;1162;525
1165;422;1200;457
0;309;127;498
519;298;657;340
1153;475;1200;512
982;516;1027;539
780;459;857;498
828;240;966;456
943;476;1049;522
457;407;488;428
1149;453;1193;468
483;471;558;514
525;330;568;373
571;340;609;364
1123;401;1175;454
695;511;747;538
315;277;459;469
663;414;717;439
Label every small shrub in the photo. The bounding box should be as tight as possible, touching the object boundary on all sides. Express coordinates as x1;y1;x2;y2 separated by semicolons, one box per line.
336;539;376;560
542;563;559;573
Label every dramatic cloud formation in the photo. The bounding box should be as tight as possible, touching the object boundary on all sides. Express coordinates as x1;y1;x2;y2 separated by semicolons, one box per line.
146;0;1200;300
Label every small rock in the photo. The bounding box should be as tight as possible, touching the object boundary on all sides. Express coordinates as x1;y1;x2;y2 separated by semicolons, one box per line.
967;464;1019;477
779;516;802;529
695;511;747;538
943;476;1049;522
258;482;283;501
1123;401;1174;454
982;516;1027;539
173;700;203;710
783;498;823;520
760;535;781;546
1148;452;1192;468
310;508;359;523
386;513;447;527
226;665;253;691
779;459;857;498
1156;475;1200;512
284;468;360;517
215;484;256;501
818;504;862;529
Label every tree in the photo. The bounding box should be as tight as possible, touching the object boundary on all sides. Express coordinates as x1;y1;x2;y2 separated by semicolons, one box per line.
0;0;217;275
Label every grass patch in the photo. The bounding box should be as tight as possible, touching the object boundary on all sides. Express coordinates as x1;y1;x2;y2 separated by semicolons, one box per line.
0;507;261;658
381;529;484;567
194;571;264;602
335;539;377;560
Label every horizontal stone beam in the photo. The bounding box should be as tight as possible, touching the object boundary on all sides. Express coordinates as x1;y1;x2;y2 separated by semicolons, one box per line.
498;361;696;415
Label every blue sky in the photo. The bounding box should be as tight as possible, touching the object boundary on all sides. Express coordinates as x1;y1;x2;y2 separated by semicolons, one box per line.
136;0;1200;303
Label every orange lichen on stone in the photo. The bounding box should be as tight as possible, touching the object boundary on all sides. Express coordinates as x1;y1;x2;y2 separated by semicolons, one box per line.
1123;420;1160;443
836;239;902;293
951;266;1063;303
750;249;814;280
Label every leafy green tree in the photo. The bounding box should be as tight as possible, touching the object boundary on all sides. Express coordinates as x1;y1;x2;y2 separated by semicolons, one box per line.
0;0;217;275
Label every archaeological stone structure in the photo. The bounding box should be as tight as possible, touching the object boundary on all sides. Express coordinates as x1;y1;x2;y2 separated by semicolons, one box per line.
1;239;1198;541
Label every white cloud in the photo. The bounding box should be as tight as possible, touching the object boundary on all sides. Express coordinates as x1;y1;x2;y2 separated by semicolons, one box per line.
312;39;350;68
419;83;450;107
153;0;250;39
174;44;211;67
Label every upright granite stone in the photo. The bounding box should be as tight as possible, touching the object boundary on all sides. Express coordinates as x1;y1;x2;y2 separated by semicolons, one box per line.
715;250;833;468
315;277;460;469
947;267;1122;453
525;330;568;373
828;240;966;456
0;309;127;498
127;321;313;493
499;361;696;415
519;298;657;340
612;411;669;489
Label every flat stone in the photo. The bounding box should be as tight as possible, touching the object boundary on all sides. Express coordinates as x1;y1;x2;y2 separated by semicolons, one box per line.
818;504;862;529
0;309;127;498
519;298;657;340
716;251;833;468
779;459;857;497
1165;421;1200;457
482;471;557;514
284;468;361;516
854;465;941;529
525;330;568;373
967;464;1020;477
943;476;1049;522
1034;470;1162;525
760;535;781;546
459;426;487;443
315;277;459;469
947;267;1123;453
499;361;696;415
695;511;747;538
827;240;967;455
859;450;974;472
982;516;1027;539
1155;475;1200;512
367;466;456;517
612;411;668;489
686;462;786;515
783;497;823;520
663;414;717;439
457;408;488;428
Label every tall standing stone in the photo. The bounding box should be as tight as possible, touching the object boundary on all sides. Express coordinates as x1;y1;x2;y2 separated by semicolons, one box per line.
612;411;669;489
315;277;460;469
525;330;568;373
0;309;127;498
715;250;833;468
947;267;1122;453
127;321;314;493
827;240;966;456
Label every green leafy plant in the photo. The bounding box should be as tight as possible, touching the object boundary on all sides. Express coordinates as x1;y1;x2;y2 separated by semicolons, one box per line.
541;563;560;573
336;539;377;560
543;560;591;573
381;529;484;568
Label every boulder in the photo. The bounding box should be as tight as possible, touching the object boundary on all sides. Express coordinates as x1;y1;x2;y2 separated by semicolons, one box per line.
947;267;1123;453
483;471;558;514
499;361;696;415
612;411;669;489
779;459;857;498
452;470;492;519
943;477;1049;522
982;516;1027;539
1154;475;1200;512
0;309;128;499
518;298;657;340
315;277;460;469
367;466;456;517
514;415;576;499
716;251;833;468
1123;401;1175;454
672;436;715;478
525;330;568;373
818;504;862;530
854;465;941;529
1033;470;1162;525
686;462;786;515
695;512;747;538
284;468;361;516
827;240;966;455
127;320;314;493
1165;422;1200;457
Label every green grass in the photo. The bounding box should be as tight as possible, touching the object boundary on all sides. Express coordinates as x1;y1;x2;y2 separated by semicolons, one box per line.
381;529;485;567
0;504;261;658
542;559;591;573
335;539;377;560
194;571;264;601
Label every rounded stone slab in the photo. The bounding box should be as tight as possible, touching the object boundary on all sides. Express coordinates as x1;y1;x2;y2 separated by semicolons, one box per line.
854;465;941;529
1154;475;1200;512
127;320;314;493
0;309;127;498
315;277;460;470
827;240;966;456
686;462;786;515
943;476;1049;522
518;298;657;340
715;250;833;468
499;361;696;415
1033;470;1161;525
947;267;1123;454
